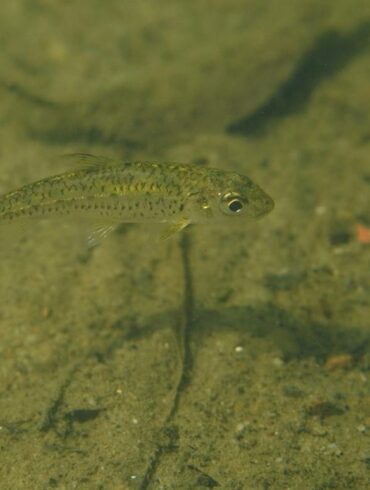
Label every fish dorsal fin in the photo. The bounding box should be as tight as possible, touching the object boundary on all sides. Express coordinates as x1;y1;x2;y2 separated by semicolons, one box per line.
62;153;118;172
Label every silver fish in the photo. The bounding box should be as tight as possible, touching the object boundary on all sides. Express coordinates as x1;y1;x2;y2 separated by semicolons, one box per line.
0;154;274;239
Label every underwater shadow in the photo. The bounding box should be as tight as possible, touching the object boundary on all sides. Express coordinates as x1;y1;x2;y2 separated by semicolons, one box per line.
108;302;369;363
226;21;370;137
193;303;369;361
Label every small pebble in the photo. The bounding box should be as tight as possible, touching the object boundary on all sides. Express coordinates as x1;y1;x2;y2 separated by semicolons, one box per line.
325;354;353;370
272;357;284;367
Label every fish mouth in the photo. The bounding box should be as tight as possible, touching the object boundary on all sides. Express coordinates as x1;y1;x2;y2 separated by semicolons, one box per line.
255;195;275;218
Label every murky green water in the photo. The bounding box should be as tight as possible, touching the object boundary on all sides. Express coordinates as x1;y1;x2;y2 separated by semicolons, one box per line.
0;1;369;489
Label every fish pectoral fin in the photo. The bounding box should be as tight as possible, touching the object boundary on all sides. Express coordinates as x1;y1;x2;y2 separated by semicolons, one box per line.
62;153;117;172
87;221;119;248
160;218;190;240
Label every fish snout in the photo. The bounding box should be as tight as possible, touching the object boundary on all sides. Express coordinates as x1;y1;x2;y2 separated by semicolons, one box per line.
256;193;275;218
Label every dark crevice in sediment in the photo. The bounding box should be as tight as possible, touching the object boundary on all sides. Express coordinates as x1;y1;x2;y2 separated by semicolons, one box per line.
28;124;143;151
39;363;81;433
0;78;142;151
140;231;195;489
0;79;56;108
226;21;370;137
173;231;195;395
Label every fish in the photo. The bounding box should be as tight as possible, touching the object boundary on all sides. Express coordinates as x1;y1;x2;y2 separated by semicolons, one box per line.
0;154;274;241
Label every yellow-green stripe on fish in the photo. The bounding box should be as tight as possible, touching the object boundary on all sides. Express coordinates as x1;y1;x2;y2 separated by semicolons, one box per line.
0;154;274;239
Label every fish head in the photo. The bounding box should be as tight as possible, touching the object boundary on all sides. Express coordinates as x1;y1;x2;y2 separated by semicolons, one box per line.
188;170;274;223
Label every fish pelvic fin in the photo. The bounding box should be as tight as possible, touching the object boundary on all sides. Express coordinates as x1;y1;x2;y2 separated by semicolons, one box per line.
160;218;190;240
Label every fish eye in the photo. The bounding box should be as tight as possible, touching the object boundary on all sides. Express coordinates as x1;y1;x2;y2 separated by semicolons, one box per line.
220;192;247;215
228;198;243;213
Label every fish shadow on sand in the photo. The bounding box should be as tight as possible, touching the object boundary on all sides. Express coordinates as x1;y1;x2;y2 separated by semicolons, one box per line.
110;302;369;364
227;21;370;137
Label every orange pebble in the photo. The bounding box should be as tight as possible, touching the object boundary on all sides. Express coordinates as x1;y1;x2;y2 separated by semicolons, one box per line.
356;223;370;244
325;354;353;370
